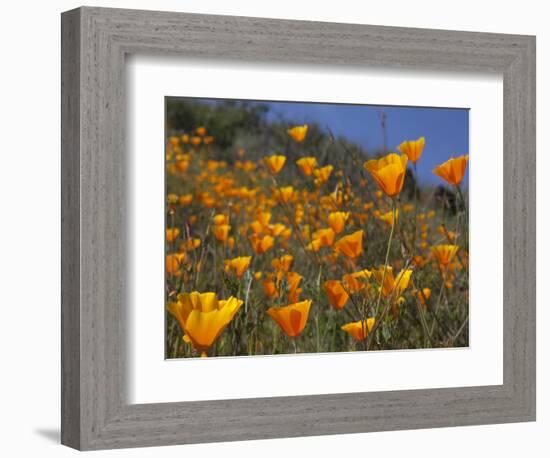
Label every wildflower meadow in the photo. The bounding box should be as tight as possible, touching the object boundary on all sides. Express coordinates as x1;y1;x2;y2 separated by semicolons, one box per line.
165;99;469;358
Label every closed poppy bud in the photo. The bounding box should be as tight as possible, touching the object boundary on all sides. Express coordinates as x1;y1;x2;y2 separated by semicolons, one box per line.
264;155;286;175
341;318;375;341
285;272;303;298
364;153;408;197
287;124;308;143
397;137;425;163
262;278;278;298
166;253;185;275
267;300;312;337
226;236;235;250
416;288;432;305
432;155;468;186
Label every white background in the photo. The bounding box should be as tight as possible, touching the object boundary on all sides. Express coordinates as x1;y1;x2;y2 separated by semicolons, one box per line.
0;0;546;457
128;57;503;403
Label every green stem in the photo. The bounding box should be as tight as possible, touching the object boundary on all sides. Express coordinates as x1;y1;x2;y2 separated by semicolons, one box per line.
367;199;396;349
412;162;419;254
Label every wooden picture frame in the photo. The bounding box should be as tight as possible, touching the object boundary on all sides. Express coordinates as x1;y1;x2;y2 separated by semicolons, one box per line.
61;6;536;450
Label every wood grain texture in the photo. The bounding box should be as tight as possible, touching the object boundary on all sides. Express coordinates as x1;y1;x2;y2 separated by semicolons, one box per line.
61;6;536;450
60;7;81;449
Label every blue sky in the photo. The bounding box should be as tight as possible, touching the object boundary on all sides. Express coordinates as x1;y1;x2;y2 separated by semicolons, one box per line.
185;98;469;185
261;101;469;185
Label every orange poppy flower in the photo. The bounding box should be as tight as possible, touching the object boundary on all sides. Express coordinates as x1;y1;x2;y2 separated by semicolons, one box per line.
224;256;252;277
272;254;294;272
265;155;286;174
287;124;308;143
363;153;408;197
432;155;468;186
166;253;185;275
213;214;229;226
277;186;294;204
373;266;413;298
212;224;231;242
431;244;459;265
166;228;180;243
311;227;336;248
328;211;350;234
267;300;312;337
397;136;425;163
334;230;363;259
342;269;372;293
179;194;193;206
415;288;432;305
313;165;333;185
167;193;179;205
377;209;399;227
262;278;279;298
167;292;243;354
296;157;317;176
341;318;375;341
248;234;274;254
181;238;201;251
323;280;349;310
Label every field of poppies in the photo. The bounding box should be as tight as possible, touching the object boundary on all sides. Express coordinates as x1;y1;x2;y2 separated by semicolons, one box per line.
165;100;469;358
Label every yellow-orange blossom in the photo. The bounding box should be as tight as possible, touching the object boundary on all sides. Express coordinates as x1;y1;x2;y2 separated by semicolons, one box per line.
363;153;408;198
432;155;468;186
267;300;312;337
168;292;243;354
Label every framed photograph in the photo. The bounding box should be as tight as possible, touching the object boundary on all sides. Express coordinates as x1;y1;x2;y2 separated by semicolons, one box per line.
61;6;536;450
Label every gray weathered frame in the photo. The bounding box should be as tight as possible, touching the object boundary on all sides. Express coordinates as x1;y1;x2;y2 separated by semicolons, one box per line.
61;6;536;451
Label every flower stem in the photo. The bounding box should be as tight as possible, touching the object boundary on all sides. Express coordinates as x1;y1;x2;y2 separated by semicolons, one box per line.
412;162;418;253
367;199;396;349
